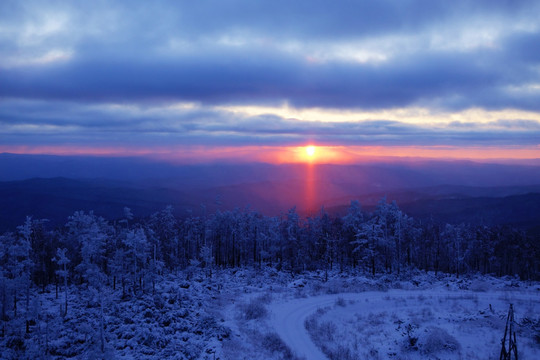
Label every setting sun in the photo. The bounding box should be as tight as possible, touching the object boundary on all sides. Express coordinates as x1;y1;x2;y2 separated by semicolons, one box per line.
288;145;353;164
305;145;316;157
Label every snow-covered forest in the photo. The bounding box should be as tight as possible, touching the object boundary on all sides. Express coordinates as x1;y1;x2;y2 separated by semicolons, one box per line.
4;0;540;358
1;198;539;359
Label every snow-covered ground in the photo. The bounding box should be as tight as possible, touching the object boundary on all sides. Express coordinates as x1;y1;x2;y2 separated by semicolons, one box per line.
3;269;539;359
271;289;540;359
226;272;540;360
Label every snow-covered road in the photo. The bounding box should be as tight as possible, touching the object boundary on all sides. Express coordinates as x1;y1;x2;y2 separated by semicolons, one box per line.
268;289;535;360
269;295;335;360
269;292;385;360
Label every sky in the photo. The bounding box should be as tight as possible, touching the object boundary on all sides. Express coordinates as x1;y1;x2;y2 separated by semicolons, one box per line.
1;0;540;163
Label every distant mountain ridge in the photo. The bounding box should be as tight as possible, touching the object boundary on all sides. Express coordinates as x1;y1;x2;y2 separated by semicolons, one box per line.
1;176;539;233
1;153;539;232
2;153;540;187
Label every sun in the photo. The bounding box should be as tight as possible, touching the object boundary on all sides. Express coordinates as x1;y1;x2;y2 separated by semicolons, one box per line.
294;144;330;163
305;145;316;157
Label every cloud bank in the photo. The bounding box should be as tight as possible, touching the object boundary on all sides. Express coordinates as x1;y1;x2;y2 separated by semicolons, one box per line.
1;0;539;159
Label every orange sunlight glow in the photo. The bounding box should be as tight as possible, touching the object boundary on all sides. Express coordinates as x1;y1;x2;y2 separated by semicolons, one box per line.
283;145;348;164
0;144;538;164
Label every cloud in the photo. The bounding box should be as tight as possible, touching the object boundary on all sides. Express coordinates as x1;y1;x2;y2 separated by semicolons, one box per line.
3;44;538;111
0;1;539;110
1;99;539;148
0;0;539;157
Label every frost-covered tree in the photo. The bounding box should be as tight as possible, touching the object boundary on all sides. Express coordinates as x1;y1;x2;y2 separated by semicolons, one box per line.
16;217;53;292
64;211;111;285
371;198;398;272
386;202;409;274
52;248;70;317
17;217;40;330
282;207;303;272
342;200;364;268
200;244;214;278
148;242;163;295
343;200;363;235
307;208;336;279
260;216;281;267
180;215;202;268
8;224;33;321
440;224;467;277
123;206;133;223
64;212;112;356
110;246;125;294
0;233;10;337
353;220;383;275
122;228;149;294
148;206;178;269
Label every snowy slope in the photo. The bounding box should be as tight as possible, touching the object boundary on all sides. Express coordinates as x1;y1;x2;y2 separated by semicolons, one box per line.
269;287;540;360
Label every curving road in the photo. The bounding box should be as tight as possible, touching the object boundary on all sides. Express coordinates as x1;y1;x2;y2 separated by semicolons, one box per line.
269;292;384;360
269;294;336;360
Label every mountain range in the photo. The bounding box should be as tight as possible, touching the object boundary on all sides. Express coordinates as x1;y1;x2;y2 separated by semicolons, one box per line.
1;153;539;233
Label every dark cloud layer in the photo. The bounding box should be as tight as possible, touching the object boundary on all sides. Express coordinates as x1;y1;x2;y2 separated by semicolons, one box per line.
1;99;538;148
1;46;536;111
1;0;539;152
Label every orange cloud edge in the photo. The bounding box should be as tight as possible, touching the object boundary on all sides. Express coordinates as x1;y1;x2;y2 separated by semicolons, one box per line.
1;145;539;165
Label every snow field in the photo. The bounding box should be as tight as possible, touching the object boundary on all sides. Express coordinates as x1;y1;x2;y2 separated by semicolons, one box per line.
3;267;539;360
241;272;540;360
295;290;540;359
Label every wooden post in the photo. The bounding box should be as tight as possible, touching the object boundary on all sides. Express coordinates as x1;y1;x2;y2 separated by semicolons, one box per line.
500;304;518;360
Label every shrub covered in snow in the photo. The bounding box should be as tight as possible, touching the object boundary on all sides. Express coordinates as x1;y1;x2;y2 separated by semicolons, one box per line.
261;332;299;360
420;326;461;355
469;279;491;292
240;297;268;320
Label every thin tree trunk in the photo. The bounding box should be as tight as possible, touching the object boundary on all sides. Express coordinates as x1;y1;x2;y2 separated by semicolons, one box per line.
99;291;105;353
26;283;30;329
1;283;5;338
64;262;68;317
